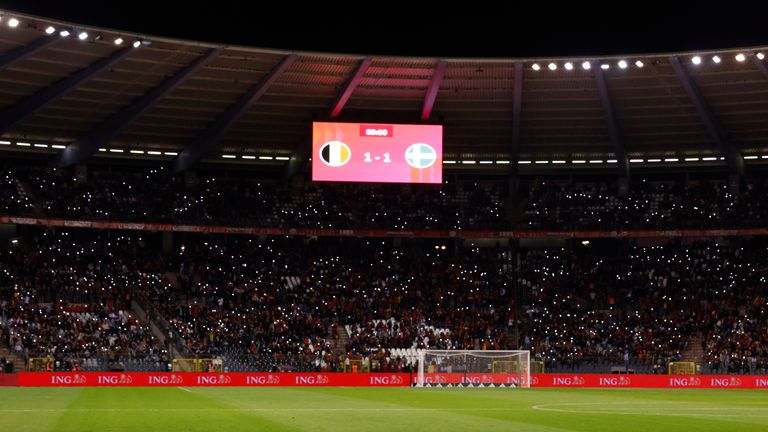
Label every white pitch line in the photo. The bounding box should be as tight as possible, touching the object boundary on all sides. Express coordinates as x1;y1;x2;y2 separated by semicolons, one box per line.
531;402;768;418
178;387;192;393
3;404;765;418
0;407;518;413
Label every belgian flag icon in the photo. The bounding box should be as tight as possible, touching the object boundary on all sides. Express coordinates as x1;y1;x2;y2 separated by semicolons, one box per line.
319;141;352;167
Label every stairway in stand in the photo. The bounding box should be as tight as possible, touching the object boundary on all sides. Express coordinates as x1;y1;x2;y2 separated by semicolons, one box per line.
680;333;705;364
328;324;349;360
507;326;519;349
16;179;47;218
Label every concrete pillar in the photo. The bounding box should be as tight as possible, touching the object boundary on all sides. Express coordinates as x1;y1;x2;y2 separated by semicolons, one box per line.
162;231;173;254
617;177;629;197
75;164;87;183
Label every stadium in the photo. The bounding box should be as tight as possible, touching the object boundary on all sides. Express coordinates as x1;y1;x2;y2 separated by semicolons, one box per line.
0;5;767;431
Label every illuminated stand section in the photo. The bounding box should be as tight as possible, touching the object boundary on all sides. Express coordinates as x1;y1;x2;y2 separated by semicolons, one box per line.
312;122;443;184
416;350;531;388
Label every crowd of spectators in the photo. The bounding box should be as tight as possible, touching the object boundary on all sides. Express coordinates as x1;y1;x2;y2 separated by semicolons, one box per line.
11;167;503;230
521;179;768;230
0;228;765;374
0;169;34;216
2;304;163;371
0;231;169;371
4;167;768;231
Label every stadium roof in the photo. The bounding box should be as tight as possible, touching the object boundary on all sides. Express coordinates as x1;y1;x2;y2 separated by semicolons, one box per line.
1;9;768;173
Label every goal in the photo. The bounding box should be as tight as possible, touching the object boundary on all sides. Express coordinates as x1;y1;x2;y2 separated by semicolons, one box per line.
416;350;530;387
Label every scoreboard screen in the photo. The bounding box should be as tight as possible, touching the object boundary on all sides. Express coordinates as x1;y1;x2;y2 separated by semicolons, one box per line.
312;122;442;184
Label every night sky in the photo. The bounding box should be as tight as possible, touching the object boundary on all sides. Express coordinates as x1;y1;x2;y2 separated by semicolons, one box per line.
1;1;767;57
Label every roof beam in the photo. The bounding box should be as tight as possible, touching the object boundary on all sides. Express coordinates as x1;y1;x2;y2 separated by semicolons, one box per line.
421;60;447;121
510;61;523;177
171;54;297;174
329;58;371;119
668;56;744;174
0;46;133;135
750;52;768;80
593;61;629;178
0;35;59;72
53;48;223;167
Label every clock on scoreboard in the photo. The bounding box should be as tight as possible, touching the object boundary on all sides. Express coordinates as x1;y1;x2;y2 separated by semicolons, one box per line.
312;122;443;184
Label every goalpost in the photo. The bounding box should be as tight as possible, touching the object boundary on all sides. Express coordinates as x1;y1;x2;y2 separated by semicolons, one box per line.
416;350;530;387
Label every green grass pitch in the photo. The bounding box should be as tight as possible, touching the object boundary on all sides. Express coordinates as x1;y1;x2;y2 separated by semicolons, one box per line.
0;387;766;431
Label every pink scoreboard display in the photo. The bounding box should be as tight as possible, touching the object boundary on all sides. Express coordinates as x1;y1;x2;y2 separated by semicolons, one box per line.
312;122;443;184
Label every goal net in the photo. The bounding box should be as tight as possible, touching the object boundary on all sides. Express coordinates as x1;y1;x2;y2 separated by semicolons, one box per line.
417;350;530;387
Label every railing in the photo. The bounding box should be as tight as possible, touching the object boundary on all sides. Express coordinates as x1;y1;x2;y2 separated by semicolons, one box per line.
23;352;168;372
537;356;669;374
3;215;768;239
136;299;193;359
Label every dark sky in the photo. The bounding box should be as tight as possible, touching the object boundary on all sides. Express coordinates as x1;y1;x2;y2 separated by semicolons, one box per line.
2;1;767;57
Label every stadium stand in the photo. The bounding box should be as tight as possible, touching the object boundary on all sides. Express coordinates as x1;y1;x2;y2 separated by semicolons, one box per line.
2;167;768;231
1;227;765;374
